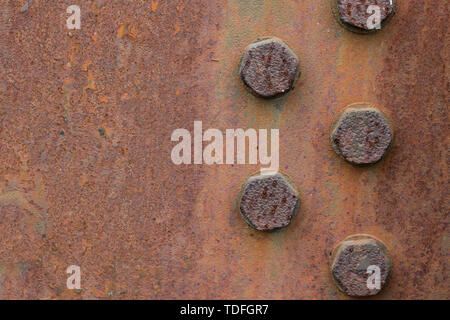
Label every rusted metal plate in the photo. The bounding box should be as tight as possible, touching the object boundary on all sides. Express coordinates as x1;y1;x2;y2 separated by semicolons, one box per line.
0;0;448;299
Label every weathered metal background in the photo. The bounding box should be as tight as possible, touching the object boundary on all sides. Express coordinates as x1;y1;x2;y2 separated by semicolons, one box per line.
0;0;448;299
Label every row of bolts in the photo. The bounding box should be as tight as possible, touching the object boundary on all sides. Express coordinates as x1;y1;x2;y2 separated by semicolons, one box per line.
236;1;397;297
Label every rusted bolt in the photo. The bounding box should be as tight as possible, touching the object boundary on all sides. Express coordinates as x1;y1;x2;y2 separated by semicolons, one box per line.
331;234;393;297
239;37;300;99
332;0;396;33
239;172;300;231
330;103;393;165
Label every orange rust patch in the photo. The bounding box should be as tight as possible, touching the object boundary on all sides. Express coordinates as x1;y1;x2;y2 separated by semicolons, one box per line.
151;1;158;12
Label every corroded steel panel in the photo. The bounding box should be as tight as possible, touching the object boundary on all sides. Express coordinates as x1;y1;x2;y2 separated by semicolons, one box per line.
0;0;448;299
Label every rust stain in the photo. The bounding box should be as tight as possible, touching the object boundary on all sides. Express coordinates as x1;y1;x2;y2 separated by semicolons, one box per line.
173;24;181;35
151;1;158;13
117;22;138;40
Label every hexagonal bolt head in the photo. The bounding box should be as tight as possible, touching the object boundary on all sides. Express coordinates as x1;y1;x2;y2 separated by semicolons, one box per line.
330;103;393;165
239;172;300;231
332;0;396;34
239;37;300;99
331;234;393;297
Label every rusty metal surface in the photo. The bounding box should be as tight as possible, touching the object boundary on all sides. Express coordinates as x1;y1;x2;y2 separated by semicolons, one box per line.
0;0;448;299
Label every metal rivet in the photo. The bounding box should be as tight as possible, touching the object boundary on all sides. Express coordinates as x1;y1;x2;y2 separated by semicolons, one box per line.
332;0;396;34
239;37;300;99
330;103;393;165
331;234;393;297
239;172;300;231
